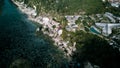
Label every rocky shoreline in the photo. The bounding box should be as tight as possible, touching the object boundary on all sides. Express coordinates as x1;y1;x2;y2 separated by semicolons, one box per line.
12;0;76;57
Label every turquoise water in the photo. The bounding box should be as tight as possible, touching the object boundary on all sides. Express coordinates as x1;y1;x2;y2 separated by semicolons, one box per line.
90;27;100;34
0;0;67;68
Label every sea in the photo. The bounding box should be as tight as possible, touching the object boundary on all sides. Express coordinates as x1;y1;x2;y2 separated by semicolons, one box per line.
0;0;67;68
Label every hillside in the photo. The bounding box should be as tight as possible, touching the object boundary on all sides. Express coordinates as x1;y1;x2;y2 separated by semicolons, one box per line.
14;0;105;15
12;0;120;68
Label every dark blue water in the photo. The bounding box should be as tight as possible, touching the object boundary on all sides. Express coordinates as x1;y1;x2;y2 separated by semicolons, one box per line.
0;0;67;68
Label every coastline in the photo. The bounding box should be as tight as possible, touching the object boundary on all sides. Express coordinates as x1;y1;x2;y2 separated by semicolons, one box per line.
12;0;76;57
9;0;18;7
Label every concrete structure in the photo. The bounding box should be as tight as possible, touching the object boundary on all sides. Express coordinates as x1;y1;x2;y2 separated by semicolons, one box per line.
65;15;80;24
107;0;120;7
104;12;116;23
65;15;80;32
108;0;120;2
95;23;120;36
111;2;120;7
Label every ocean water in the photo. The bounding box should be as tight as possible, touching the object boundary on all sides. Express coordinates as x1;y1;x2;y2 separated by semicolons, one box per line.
0;0;67;68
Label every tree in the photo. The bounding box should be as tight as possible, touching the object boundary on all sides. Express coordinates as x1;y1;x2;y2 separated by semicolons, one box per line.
72;31;120;68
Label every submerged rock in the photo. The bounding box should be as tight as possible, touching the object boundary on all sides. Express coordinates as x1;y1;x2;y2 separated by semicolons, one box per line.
10;59;31;68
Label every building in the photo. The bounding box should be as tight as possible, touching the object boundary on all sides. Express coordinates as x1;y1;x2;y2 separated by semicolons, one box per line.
95;23;120;36
107;0;120;7
65;15;80;32
108;0;120;2
104;12;116;23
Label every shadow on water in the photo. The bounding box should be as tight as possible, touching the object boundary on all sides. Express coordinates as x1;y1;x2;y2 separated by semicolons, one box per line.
0;0;68;68
0;0;4;14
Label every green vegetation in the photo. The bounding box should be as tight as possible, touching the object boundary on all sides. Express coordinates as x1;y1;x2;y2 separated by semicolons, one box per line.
72;31;120;68
75;15;95;29
106;7;120;16
13;0;120;67
103;1;120;16
15;0;105;16
110;28;120;45
61;29;71;41
111;28;120;35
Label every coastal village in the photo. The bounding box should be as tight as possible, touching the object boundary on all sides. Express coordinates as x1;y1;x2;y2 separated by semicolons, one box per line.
7;0;120;67
12;0;120;57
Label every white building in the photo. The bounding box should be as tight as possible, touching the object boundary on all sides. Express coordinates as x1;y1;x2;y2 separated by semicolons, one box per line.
111;2;120;7
65;15;80;32
104;12;116;23
108;0;120;2
95;23;120;36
